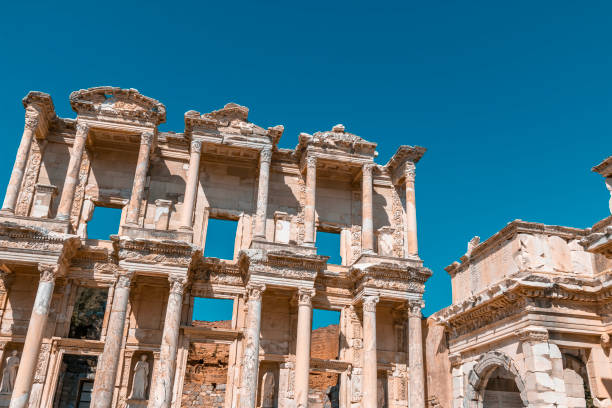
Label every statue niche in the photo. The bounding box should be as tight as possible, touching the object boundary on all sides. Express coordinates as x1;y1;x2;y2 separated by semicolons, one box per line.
0;351;19;393
129;354;150;400
260;370;276;408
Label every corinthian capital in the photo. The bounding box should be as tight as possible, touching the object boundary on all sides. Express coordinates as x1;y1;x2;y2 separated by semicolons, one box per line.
362;295;380;313
297;287;315;306
115;269;134;289
260;147;273;163
246;283;266;302
24;110;40;131
191;139;202;154
404;162;416;183
362;162;375;177
168;275;188;295
75;122;90;136
407;299;424;318
38;264;59;282
141;131;154;146
306;155;317;169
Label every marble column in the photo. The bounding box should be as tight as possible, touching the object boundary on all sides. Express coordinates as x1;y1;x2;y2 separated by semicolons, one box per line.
91;270;133;408
407;300;425;408
56;122;89;220
179;139;202;230
362;295;379;408
404;162;418;257
2;111;39;213
126;131;154;225
361;163;375;254
238;283;266;408
303;156;317;246
148;275;187;408
9;264;59;408
294;288;315;408
254;147;272;239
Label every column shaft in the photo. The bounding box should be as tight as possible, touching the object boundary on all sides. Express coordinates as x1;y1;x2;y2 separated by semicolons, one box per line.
180;139;202;229
304;156;317;245
126;131;153;225
362;295;379;408
2;112;38;213
148;276;186;408
404;163;418;256
408;301;425;408
238;284;265;408
253;148;272;238
56;122;88;220
294;288;314;408
362;163;374;253
9;264;58;408
91;271;133;408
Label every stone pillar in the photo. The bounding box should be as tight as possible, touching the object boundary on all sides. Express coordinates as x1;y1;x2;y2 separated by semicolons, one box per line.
56;122;89;220
148;275;187;408
294;288;315;408
448;354;465;408
126;131;154;225
519;326;565;408
179;139;202;230
361;163;375;254
238;283;266;408
303;156;317;246
407;300;425;408
254;147;272;239
91;270;133;408
9;264;59;408
362;295;379;408
2;111;38;213
404;162;418;257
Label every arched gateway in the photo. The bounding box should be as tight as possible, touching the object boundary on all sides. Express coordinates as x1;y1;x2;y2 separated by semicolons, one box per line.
464;351;528;408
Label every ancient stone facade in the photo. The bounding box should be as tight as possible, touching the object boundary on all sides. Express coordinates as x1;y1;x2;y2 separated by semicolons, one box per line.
0;87;430;408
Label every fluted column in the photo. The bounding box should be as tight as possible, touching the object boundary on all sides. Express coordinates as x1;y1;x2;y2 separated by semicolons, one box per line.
407;300;425;408
2;111;39;213
294;288;315;408
148;275;187;408
362;163;375;253
56;122;89;220
180;139;202;230
362;295;379;408
10;264;59;408
239;283;266;408
404;162;418;257
126;131;154;225
254;147;272;238
303;156;317;246
91;270;133;408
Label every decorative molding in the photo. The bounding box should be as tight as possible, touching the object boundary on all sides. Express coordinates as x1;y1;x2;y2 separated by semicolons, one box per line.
517;326;549;343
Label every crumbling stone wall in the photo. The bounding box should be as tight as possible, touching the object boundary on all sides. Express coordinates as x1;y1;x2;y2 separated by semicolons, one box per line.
309;324;340;408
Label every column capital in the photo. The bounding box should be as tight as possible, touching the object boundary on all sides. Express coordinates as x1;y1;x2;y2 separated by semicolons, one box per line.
246;283;266;301
406;299;424;318
190;139;202;153
24;111;40;131
296;287;315;306
518;326;549;343
362;295;380;312
362;162;375;175
75;121;90;136
168;275;188;295
115;269;134;289
260;146;273;163
306;154;317;169
38;263;59;282
141;130;154;146
404;161;416;183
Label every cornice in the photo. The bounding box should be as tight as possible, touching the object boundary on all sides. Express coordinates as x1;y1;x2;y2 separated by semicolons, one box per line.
593;155;612;177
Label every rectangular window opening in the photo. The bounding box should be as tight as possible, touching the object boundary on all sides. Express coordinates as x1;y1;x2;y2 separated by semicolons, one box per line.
316;230;342;265
310;308;341;405
68;287;108;340
86;206;122;240
192;297;234;329
53;354;98;408
204;218;238;260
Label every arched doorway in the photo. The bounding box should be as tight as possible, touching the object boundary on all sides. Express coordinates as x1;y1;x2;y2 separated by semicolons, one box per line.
465;351;528;408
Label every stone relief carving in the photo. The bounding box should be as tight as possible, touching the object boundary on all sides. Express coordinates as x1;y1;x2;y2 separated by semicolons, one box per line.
0;351;19;393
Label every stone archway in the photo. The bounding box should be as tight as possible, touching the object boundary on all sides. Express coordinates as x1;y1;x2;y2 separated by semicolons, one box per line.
464;351;528;408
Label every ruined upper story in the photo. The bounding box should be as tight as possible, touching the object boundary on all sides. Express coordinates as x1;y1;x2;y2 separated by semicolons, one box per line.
445;220;612;305
4;87;425;268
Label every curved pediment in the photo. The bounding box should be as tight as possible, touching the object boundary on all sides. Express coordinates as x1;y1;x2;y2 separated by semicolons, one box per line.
70;86;166;125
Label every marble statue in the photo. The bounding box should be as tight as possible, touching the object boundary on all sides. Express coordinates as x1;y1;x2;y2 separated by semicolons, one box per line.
129;354;150;400
0;351;19;393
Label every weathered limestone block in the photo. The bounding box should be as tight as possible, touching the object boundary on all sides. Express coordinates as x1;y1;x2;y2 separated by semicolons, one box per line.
30;184;57;219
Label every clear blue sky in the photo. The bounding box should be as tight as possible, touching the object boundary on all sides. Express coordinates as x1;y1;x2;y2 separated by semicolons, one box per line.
2;1;611;320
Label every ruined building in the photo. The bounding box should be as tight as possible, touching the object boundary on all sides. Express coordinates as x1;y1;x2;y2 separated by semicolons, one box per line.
0;87;429;408
0;87;611;408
